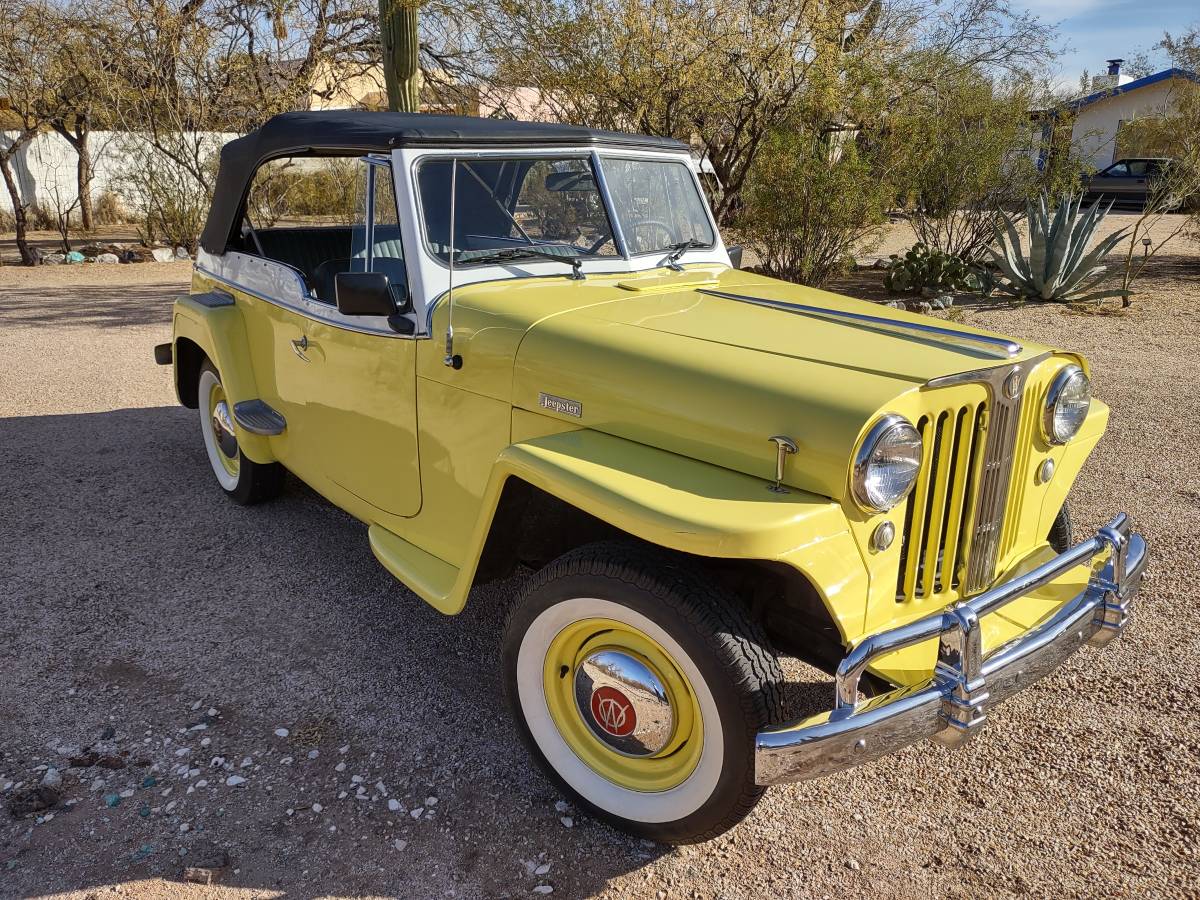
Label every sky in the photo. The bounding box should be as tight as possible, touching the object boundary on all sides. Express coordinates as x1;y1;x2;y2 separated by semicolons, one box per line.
1015;0;1197;88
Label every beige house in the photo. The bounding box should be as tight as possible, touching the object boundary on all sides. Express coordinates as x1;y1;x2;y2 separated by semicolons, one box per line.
305;60;388;111
1031;60;1199;172
304;61;561;123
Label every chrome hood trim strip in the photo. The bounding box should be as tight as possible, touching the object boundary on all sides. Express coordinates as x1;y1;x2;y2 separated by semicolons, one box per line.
696;288;1022;359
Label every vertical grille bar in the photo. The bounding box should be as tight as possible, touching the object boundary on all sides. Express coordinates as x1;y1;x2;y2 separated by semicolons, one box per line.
920;413;955;598
1000;366;1048;559
897;356;1048;604
963;385;1024;594
939;406;979;592
899;415;934;600
896;403;981;604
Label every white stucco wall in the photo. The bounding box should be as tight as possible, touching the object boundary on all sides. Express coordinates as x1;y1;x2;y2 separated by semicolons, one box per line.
1071;78;1185;170
0;130;235;217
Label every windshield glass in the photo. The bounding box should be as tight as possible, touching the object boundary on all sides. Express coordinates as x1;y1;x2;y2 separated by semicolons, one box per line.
417;156;618;264
599;157;715;255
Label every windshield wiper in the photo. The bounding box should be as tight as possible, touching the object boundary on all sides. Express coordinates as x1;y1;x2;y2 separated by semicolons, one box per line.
665;239;704;271
454;245;585;280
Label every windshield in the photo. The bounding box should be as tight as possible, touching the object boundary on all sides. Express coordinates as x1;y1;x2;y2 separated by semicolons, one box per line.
417;156;618;264
599;157;715;255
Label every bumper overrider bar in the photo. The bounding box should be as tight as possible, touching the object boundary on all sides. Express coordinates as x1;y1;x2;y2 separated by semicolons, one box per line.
755;513;1148;785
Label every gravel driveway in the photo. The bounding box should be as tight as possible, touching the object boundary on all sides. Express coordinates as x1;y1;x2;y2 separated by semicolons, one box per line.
0;256;1197;898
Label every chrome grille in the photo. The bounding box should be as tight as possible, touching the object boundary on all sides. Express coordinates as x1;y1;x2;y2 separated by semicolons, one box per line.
896;402;986;602
897;358;1043;603
963;387;1024;593
1000;363;1054;560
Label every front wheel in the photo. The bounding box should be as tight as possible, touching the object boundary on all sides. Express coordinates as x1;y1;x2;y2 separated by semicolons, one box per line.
502;543;783;843
197;361;284;505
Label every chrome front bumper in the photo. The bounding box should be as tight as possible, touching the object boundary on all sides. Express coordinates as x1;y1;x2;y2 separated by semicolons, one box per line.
756;513;1147;785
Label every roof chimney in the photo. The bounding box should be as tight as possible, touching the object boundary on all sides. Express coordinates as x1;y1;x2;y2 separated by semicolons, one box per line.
1107;59;1123;76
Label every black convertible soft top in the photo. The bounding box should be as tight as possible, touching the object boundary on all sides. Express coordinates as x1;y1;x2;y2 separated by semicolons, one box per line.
199;110;689;254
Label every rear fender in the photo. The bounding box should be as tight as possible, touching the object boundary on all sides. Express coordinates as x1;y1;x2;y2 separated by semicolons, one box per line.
172;291;276;464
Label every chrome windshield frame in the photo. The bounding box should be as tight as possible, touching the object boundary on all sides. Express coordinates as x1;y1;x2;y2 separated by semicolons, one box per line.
409;149;628;271
594;151;719;259
590;149;630;260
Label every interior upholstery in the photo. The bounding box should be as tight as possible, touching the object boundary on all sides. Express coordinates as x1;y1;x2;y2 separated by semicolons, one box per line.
252;226;407;305
254;227;353;287
312;257;409;309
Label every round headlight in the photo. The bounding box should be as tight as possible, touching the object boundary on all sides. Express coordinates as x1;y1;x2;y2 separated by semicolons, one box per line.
1043;365;1090;445
852;415;923;512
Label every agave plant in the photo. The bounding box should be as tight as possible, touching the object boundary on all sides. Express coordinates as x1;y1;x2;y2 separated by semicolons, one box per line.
988;194;1130;302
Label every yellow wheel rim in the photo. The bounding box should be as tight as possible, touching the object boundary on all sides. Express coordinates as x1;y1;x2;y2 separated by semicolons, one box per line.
543;617;703;792
207;379;240;478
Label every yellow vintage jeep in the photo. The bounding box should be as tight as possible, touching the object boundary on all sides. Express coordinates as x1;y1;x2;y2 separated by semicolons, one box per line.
158;111;1147;843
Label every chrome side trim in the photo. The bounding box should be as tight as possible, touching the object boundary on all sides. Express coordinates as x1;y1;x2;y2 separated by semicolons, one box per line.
232;399;286;436
696;289;1022;358
194;259;427;342
754;514;1147;785
188;291;236;309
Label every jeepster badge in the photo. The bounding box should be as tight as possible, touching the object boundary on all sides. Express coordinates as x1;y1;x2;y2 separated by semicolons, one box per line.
539;392;582;418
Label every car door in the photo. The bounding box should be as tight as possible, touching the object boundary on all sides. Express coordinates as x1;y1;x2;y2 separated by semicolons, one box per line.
297;157;422;518
1089;161;1137;206
1123;160;1152;206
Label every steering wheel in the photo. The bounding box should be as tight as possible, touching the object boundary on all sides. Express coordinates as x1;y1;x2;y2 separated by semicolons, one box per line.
629;219;677;254
584;233;614;255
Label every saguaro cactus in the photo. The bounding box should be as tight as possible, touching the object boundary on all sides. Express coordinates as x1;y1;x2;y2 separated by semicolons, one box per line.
379;0;422;112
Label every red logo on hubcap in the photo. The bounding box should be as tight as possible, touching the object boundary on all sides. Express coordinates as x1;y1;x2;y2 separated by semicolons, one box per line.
590;686;637;737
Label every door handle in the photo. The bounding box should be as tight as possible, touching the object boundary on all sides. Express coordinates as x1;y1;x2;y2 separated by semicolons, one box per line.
291;335;309;361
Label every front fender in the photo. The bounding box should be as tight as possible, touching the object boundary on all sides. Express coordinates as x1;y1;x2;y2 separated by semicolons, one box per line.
172;291;275;464
378;428;870;636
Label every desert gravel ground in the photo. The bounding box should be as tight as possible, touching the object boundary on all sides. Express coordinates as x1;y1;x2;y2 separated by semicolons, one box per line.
1;231;1198;899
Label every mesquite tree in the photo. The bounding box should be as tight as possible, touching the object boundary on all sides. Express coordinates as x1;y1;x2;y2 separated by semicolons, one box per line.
379;0;422;111
0;0;63;264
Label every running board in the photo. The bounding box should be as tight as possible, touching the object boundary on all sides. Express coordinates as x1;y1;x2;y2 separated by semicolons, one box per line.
233;400;286;436
368;524;461;615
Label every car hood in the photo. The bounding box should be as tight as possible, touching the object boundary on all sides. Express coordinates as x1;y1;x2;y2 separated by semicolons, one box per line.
510;267;1049;501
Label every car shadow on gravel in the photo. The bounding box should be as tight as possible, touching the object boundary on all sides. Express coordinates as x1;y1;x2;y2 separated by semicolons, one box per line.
0;405;835;896
0;282;179;328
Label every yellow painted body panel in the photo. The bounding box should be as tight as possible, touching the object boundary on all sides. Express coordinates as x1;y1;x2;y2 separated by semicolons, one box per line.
364;427;869;626
296;319;421;517
176;261;1110;689
172;284;273;465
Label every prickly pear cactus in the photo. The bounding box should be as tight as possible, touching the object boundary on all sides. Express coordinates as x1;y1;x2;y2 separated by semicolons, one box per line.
885;243;979;294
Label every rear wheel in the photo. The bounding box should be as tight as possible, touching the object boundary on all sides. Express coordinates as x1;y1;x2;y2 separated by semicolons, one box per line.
197;361;283;505
502;542;783;843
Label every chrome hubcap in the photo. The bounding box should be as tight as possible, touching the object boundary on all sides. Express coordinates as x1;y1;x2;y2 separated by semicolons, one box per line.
211;400;238;460
573;649;674;757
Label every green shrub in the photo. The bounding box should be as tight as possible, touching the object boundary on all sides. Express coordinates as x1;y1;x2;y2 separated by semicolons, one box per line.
739;130;888;287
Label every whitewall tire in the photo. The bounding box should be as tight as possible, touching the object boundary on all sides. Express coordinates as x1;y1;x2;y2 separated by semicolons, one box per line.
196;361;284;505
502;542;784;843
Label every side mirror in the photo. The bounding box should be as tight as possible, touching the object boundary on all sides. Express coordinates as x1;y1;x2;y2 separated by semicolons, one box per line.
335;272;395;317
727;245;744;269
